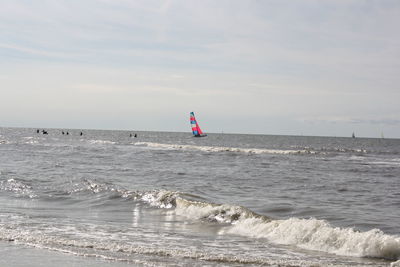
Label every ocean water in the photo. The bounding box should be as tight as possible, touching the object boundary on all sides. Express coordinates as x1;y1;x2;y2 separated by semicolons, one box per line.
1;127;400;267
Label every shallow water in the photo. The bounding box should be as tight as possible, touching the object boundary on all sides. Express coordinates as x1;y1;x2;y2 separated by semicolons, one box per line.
1;127;399;266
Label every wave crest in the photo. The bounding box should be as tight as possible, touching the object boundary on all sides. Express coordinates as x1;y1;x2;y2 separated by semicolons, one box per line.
138;189;400;261
134;142;314;155
225;217;400;260
119;188;400;261
87;139;116;145
133;189;400;261
0;178;37;198
140;190;179;209
175;198;267;224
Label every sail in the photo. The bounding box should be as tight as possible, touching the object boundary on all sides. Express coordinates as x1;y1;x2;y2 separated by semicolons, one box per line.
190;112;205;136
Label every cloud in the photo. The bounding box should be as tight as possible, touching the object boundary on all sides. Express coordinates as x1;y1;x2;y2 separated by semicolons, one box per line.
1;1;400;136
302;116;400;126
0;43;71;59
351;118;400;126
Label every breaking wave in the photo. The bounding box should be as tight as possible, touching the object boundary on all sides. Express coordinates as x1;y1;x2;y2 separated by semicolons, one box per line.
134;142;316;155
87;139;116;145
0;178;37;198
134;189;400;261
226;217;400;260
134;142;370;156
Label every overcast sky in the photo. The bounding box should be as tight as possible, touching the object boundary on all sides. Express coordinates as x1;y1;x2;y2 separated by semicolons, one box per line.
1;0;399;138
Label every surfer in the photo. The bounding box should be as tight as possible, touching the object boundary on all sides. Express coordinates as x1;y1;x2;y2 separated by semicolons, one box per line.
80;131;83;136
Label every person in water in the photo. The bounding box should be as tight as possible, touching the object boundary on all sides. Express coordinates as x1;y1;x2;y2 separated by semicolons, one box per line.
80;132;83;136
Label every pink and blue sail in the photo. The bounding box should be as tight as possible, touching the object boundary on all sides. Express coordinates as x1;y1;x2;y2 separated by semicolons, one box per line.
190;112;206;137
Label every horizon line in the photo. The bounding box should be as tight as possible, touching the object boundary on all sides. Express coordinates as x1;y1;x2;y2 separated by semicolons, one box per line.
0;125;396;140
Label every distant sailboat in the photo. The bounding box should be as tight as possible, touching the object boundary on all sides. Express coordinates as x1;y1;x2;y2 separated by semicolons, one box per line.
190;112;207;137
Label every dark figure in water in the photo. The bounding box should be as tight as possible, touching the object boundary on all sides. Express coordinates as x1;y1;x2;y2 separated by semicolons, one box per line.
130;133;132;137
62;131;65;135
36;129;40;134
80;132;83;136
66;132;69;135
42;130;48;135
134;134;137;138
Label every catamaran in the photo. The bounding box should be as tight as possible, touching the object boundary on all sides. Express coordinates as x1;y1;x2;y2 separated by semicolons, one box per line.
190;112;207;137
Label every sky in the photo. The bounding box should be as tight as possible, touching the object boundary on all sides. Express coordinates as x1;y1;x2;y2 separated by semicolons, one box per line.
1;0;399;138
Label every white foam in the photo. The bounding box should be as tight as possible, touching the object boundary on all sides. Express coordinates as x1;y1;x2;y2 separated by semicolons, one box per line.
174;198;260;224
134;142;314;155
0;178;37;198
88;139;116;145
391;260;400;267
140;190;179;209
25;140;39;144
0;226;299;266
68;179;134;199
225;217;400;260
144;191;400;261
136;190;400;261
368;160;400;166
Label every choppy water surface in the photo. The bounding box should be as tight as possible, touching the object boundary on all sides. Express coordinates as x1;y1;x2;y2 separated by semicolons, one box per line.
1;127;400;266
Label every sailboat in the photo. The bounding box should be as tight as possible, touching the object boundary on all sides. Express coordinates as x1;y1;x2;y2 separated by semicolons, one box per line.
190;112;207;137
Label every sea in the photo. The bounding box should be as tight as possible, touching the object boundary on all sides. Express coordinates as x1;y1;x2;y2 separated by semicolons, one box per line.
1;127;399;267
